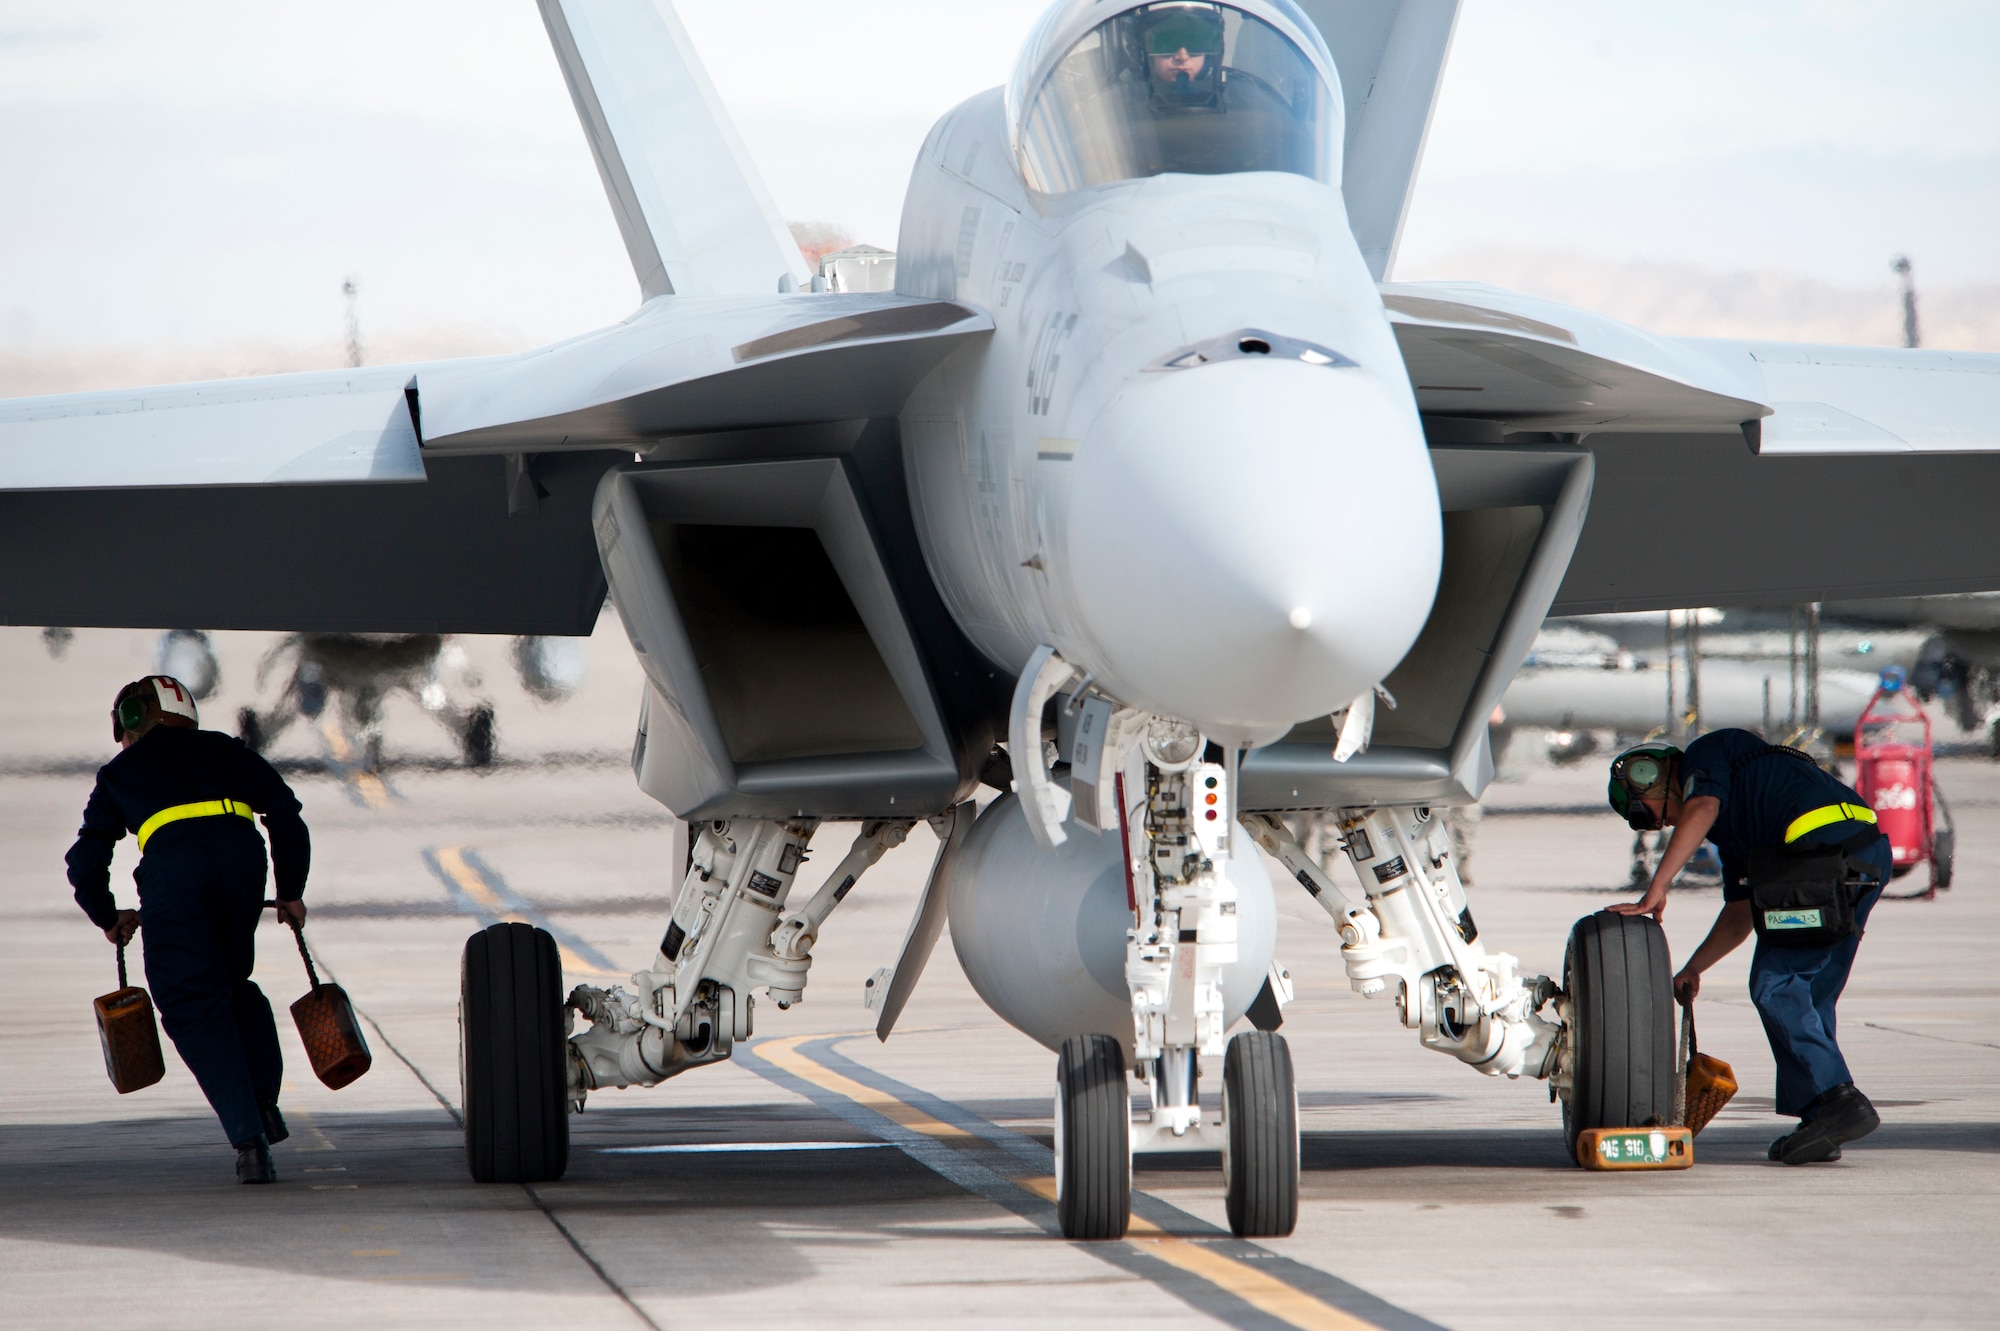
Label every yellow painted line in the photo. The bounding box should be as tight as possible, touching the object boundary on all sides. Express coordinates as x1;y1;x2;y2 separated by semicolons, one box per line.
353;772;391;810
755;1034;970;1140
434;846;621;979
773;1039;1378;1330
279;1085;337;1152
320;717;391;809
435;846;524;923
1019;1177;1374;1330
557;946;617;977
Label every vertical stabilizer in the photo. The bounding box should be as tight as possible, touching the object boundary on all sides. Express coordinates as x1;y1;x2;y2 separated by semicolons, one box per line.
539;0;812;298
1298;0;1461;281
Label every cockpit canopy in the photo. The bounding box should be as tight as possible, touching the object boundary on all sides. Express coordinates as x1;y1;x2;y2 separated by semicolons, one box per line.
1010;0;1339;197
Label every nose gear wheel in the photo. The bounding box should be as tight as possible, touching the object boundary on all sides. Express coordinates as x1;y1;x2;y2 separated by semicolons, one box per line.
1222;1030;1298;1237
1054;1034;1132;1239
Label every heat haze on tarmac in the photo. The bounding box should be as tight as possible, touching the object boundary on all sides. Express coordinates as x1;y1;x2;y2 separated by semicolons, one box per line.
2;623;1996;1330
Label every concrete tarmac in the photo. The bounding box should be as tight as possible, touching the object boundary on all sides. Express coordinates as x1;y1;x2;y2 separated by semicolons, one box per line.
2;625;1996;1329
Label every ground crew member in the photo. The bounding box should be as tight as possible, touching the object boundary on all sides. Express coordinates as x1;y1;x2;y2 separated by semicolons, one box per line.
1607;727;1890;1164
66;676;311;1184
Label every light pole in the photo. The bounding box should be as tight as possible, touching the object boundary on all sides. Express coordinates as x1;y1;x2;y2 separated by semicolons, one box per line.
1892;255;1920;349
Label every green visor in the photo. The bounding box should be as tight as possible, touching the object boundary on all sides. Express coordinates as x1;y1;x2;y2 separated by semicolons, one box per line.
1145;10;1225;56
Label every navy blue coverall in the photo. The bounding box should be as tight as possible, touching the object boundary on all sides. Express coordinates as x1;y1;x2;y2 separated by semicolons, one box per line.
67;726;310;1147
1681;728;1891;1117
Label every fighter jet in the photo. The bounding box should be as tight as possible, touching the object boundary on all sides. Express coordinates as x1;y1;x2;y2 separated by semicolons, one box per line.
6;0;2000;1238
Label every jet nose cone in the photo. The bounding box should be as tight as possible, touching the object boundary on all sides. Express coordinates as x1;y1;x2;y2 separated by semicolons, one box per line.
1066;358;1441;740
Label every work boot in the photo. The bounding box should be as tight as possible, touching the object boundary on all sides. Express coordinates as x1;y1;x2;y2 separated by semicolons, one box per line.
1768;1084;1879;1165
236;1136;276;1184
260;1100;290;1146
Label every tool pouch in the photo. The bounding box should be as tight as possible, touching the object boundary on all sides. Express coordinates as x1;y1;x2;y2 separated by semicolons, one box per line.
280;913;373;1090
1677;1006;1736;1136
94;944;165;1094
1744;830;1882;949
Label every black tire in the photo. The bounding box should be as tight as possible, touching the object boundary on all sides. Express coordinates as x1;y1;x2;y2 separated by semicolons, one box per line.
1931;782;1954;891
1223;1031;1299;1238
1054;1035;1130;1239
1562;912;1675;1161
462;922;569;1183
463;705;496;768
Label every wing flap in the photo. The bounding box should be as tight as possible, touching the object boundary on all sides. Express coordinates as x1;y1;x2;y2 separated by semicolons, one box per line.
1695;341;2000;455
0;366;426;491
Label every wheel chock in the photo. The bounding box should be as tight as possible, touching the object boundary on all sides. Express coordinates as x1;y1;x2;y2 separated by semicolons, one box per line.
1576;1126;1693;1170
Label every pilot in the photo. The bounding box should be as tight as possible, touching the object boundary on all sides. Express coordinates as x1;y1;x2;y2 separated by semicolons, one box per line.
66;675;312;1185
1139;5;1225;107
1606;729;1891;1165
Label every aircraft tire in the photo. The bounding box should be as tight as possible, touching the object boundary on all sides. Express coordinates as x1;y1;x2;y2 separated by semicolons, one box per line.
1562;911;1675;1162
238;708;265;753
463;705;496;768
1054;1034;1130;1239
462;922;569;1183
1223;1030;1298;1238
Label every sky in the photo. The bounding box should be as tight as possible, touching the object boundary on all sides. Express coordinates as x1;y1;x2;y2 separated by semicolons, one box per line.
0;0;1995;360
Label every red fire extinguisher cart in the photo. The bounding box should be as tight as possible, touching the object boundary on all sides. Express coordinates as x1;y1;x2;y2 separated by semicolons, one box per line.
1853;666;1954;896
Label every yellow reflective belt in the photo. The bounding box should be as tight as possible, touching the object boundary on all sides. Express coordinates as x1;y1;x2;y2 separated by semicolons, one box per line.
1783;801;1877;844
136;799;256;851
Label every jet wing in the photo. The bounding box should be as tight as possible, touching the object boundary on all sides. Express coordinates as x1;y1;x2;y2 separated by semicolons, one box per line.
1382;283;2000;612
1296;0;1462;280
0;293;986;632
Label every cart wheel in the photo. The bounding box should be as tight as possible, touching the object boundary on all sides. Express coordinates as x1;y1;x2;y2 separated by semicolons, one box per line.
1931;826;1954;891
1222;1030;1299;1238
462;922;569;1183
1054;1035;1130;1239
1561;912;1676;1162
1931;781;1955;891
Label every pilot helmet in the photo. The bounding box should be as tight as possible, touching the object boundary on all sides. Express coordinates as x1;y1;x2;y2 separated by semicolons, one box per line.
112;675;199;743
1606;742;1682;831
1137;4;1226;108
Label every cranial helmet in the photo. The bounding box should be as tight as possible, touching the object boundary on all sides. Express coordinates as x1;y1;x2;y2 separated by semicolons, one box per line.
112;675;199;742
1138;3;1226;107
1607;742;1682;831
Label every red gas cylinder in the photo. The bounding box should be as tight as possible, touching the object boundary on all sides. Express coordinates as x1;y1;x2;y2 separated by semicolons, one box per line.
1853;668;1934;874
